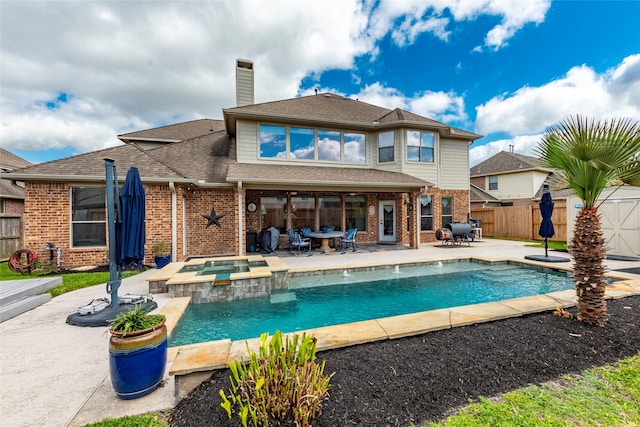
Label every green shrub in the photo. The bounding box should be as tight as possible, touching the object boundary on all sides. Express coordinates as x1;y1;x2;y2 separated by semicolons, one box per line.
110;306;165;334
219;330;333;426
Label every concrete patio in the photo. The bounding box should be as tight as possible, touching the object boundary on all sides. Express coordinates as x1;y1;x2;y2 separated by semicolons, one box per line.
1;239;639;427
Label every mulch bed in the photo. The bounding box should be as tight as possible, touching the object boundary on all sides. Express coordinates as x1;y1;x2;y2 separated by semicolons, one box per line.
170;295;640;426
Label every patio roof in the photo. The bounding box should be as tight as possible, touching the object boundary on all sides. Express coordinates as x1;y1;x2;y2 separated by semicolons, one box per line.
227;163;431;192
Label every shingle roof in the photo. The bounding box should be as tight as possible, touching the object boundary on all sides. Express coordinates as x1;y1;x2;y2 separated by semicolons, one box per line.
145;131;235;183
118;119;225;142
226;163;431;190
4;144;186;182
0;148;32;171
0;179;25;199
470;183;499;203
470;151;550;177
224;93;482;140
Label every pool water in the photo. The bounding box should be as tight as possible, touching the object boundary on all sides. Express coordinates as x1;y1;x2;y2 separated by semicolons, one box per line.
169;261;574;346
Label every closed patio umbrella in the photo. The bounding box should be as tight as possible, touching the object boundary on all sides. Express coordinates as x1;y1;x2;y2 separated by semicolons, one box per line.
118;167;146;268
539;191;555;258
524;190;568;263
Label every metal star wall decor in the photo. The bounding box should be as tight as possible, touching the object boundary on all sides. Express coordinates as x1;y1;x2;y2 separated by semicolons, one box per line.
202;207;224;228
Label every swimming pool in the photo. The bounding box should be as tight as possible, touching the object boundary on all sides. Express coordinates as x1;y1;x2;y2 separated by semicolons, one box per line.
168;261;575;346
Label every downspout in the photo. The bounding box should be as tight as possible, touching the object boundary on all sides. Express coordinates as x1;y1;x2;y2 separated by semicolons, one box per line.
169;182;177;262
238;180;244;255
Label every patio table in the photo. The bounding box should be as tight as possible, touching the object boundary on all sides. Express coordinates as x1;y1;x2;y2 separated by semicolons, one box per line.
306;231;344;253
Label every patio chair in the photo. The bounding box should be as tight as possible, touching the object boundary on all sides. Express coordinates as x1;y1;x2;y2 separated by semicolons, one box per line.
287;229;311;256
340;228;358;252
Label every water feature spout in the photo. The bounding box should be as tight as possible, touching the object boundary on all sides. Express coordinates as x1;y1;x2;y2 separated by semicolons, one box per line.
343;270;351;277
436;261;443;268
394;265;401;274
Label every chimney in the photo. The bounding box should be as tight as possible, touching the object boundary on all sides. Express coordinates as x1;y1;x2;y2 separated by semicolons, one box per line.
236;59;254;107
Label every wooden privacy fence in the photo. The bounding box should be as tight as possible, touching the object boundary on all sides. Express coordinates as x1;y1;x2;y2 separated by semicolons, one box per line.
471;205;567;242
0;214;24;261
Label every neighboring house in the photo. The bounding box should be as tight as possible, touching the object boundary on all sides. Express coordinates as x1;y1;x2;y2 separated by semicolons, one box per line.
470;150;556;207
470;150;562;241
2;59;481;269
469;183;500;208
0;149;32;260
0;148;31;214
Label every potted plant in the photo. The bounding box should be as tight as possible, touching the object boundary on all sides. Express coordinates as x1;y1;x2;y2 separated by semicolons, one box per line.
152;241;171;269
108;306;167;399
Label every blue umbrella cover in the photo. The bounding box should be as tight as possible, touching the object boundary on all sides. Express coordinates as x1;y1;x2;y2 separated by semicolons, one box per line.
118;167;146;268
538;192;555;257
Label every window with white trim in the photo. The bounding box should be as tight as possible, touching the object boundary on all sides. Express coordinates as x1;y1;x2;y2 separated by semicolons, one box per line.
420;195;433;231
259;125;286;158
441;197;453;228
488;175;498;190
290;127;315;159
378;131;394;163
71;187;106;247
407;130;435;162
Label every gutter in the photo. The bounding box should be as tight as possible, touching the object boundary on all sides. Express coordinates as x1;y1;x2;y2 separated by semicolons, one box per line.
0;172;234;189
237;180;244;256
169;182;177;263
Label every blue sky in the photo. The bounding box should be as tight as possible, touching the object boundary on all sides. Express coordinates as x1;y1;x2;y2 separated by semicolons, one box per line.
1;0;639;166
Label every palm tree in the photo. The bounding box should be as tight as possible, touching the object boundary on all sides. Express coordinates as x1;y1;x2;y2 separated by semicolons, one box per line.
536;115;640;326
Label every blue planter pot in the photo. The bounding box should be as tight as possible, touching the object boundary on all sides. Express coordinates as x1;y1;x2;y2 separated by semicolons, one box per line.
154;255;171;269
109;320;167;400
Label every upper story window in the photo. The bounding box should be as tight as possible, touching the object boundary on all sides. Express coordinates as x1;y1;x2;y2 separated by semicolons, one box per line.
259;124;365;164
488;175;498;190
290;127;315;160
378;131;395;163
407;131;435;162
318;130;341;161
344;132;366;163
259;125;286;158
71;187;106;247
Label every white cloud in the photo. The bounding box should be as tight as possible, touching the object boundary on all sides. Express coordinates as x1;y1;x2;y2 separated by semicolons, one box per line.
470;55;640;166
0;0;554;160
450;0;550;50
469;134;541;167
0;0;371;156
475;55;640;136
354;83;468;124
370;0;550;51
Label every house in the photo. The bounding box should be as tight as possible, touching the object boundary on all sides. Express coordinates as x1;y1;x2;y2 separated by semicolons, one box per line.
469;150;561;240
2;59;482;269
0;148;31;215
470;150;556;208
0;149;32;260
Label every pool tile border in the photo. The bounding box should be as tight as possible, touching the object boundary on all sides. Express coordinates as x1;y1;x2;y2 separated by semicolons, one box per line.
161;257;640;400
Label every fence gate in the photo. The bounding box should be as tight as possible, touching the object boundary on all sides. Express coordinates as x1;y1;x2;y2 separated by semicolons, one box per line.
0;214;24;261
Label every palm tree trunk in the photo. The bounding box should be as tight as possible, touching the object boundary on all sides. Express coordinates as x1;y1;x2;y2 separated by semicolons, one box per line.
571;207;607;326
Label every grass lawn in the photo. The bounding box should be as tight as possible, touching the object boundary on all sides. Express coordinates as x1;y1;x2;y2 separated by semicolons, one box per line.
0;262;140;297
429;354;640;426
485;237;568;251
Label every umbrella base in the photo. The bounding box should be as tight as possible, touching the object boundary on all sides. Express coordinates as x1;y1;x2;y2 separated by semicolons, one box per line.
66;300;158;327
524;254;570;263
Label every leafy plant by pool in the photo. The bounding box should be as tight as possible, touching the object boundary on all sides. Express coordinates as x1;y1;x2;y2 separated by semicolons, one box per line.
219;330;332;427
